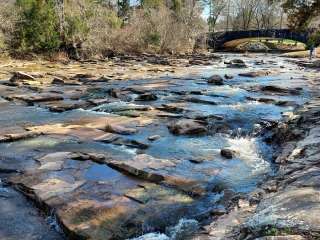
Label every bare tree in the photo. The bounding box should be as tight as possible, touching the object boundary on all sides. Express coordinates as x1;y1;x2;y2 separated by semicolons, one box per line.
232;0;259;30
204;0;227;32
254;0;283;30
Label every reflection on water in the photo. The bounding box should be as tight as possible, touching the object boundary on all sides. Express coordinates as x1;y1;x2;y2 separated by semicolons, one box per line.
84;163;123;181
0;54;311;195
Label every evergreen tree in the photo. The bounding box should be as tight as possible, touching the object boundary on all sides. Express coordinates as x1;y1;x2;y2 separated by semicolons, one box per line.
14;0;61;53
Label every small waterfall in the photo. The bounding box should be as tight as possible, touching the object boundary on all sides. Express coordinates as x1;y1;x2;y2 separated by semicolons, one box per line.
226;136;270;174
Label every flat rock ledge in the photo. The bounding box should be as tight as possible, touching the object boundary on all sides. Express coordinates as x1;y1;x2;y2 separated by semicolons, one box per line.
192;93;320;239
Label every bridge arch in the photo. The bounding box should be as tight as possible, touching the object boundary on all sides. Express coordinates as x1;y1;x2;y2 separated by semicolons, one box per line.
208;29;310;50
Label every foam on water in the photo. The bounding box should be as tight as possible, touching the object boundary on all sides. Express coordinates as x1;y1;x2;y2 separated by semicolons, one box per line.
226;136;270;173
213;135;272;192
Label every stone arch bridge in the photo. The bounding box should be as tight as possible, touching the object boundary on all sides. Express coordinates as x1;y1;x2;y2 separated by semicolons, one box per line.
208;29;313;50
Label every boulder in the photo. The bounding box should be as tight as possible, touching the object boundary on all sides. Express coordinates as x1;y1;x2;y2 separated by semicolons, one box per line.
239;71;271;78
51;77;65;85
168;119;207;135
184;96;217;105
260;85;301;95
189;158;204;164
231;59;245;64
220;148;237;159
104;124;137;135
210;205;227;216
158;103;186;113
135;93;158;101
224;74;234;79
254;60;264;65
47;100;91;112
71;73;94;80
207;75;224;85
227;59;247;68
10;71;35;82
112;138;149;149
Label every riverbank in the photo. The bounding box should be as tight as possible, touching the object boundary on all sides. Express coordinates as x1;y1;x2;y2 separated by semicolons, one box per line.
0;53;318;240
281;48;320;58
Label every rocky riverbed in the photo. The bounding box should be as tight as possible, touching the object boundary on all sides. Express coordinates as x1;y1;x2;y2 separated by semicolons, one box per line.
0;53;318;240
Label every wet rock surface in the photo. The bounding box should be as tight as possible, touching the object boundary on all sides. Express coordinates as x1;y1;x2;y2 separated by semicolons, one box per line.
240;96;320;239
168;119;207;135
192;64;320;239
220;148;237;159
0;181;63;240
0;53;317;239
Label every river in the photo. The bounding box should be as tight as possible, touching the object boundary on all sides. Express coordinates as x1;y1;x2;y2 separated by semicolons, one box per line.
0;53;315;240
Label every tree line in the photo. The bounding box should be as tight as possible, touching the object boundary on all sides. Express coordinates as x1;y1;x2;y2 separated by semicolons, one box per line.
0;0;318;58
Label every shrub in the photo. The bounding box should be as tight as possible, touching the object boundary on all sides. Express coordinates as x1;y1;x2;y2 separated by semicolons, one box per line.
63;0;122;57
13;0;61;54
0;0;19;52
2;0;206;57
109;5;206;54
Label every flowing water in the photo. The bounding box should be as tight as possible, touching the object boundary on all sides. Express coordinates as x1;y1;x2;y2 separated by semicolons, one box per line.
0;53;312;238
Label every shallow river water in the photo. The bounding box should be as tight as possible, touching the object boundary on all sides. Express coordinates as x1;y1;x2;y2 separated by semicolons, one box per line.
0;53;313;239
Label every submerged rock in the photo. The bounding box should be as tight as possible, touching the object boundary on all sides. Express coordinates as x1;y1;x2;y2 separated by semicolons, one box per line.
135;93;158;101
207;75;224;85
92;102;151;113
148;135;161;141
168;119;207;135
